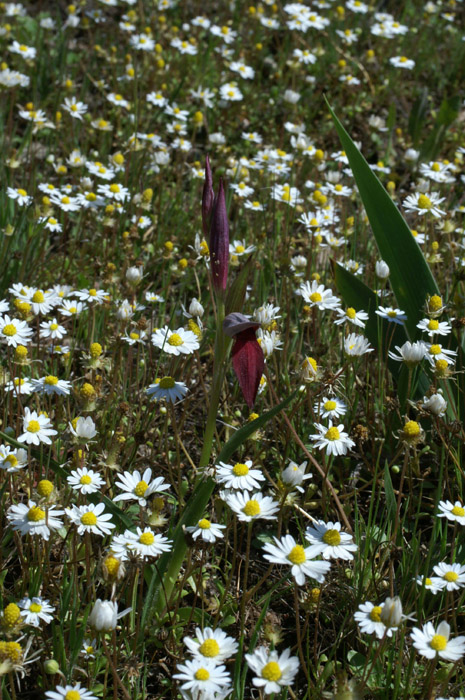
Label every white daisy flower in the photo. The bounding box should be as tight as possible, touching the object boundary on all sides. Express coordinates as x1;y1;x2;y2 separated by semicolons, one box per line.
59;299;85;316
389;55;415;69
309;421;355;456
297;280;340;311
375;306;407;324
425;343;457;366
174;657;232;697
245;646;299;695
388;341;426;367
18;596;55;627
39;318;67;340
31;375;72;396
7;500;64;540
0;315;33;346
122;527;172;559
0;445;28;472
304;520;358;560
18;408;57;445
67;467;105;495
81;638;97;659
223;490;279;522
354;601;398;639
431;563;465;591
62;96;88;120
437;500;465;525
145;291;165;304
262;534;331;586
121;329;147;345
411;621;465;661
146;376;188;403
4;377;34;396
422;393;447;417
6;186;33;206
403;192;446;219
229;239;256;256
416;317;452;338
74;288;109;304
66;503;116;537
281;460;312;492
113;468;170;507
151;326;200;355
314;396;347;420
415;575;443;595
45;682;98;700
185;518;226;543
334;307;368;328
184;627;238;662
69;416;98;441
344;333;374;357
215;460;265;490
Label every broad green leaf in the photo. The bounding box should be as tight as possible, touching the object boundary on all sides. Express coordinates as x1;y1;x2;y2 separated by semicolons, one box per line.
326;98;439;341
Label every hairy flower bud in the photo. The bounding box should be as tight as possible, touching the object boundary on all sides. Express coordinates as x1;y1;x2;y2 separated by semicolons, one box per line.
209;178;229;293
375;260;390;280
202;155;214;237
380;596;403;628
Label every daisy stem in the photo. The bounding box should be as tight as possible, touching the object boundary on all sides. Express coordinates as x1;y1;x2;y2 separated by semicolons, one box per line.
101;636;131;700
198;296;227;470
422;657;437;700
7;672;17;700
239;522;253;634
293;583;311;686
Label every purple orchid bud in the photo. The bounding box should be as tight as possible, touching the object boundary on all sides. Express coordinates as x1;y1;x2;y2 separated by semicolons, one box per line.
209;177;229;293
202;155;214;237
231;327;265;409
223;312;257;337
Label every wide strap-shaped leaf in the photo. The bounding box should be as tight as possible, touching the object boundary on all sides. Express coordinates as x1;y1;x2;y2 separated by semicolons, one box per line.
326;98;440;341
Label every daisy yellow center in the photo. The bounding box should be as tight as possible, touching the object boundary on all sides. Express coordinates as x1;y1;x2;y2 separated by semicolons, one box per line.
44;375;58;385
86;646;94;654
325;427;340;441
50;323;59;330
310;292;322;303
194;668;210;681
322;529;341;546
403;420;420;437
167;333;183;346
89;289;97;296
369;606;382;622
436;359;448;373
17;188;28;196
444;571;459;582
451;505;465;516
109;184;120;193
65;692;81;700
134;480;149;497
104;555;120;577
159;376;175;389
37;480;53;497
288;545;306;565
429;344;441;356
417;194;432;210
61;196;70;204
27;420;41;433
19;45;28;51
80;475;92;485
425;578;432;585
305;357;317;371
198;519;211;529
81;512;97;526
243;500;260;517
428;319;439;330
232;463;249;476
0;641;22;663
5;455;18;467
32;291;45;303
387;310;398;318
68;306;77;313
199;639;220;657
261;661;282;681
235;244;245;253
3;324;17;336
430;634;447;651
29;603;42;613
130;332;140;340
432;162;441;172
139;532;155;545
324;400;337;411
346;307;356;319
27;506;45;522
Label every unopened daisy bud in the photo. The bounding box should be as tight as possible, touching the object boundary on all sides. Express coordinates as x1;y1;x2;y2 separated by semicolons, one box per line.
14;345;28;364
209;177;229;294
142;188;153;203
401;420;423;445
44;659;60;675
126;266;143;286
0;641;22;671
375;260;390;280
189;298;204;318
1;603;21;630
202;154;214;237
90;342;102;359
434;358;450;378
380;596;403;628
89;600;117;631
423;392;447;417
37;479;54;499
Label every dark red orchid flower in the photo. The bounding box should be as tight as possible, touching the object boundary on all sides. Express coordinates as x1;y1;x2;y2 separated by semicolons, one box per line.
223;313;264;409
209;177;229;293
